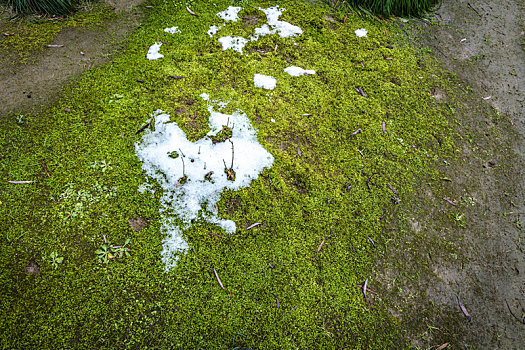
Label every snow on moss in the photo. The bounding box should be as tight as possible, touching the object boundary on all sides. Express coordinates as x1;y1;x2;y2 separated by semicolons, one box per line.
135;96;274;269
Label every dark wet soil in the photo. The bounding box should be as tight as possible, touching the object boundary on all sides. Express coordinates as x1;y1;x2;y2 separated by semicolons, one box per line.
403;0;525;347
0;0;146;116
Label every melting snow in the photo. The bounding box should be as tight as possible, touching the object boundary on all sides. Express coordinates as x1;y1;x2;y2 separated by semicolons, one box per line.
207;25;221;37
164;26;181;34
259;6;303;38
135;96;274;269
217;6;242;22
217;36;249;54
355;28;367;37
284;66;315;76
146;42;164;60
254;74;277;90
210;6;304;55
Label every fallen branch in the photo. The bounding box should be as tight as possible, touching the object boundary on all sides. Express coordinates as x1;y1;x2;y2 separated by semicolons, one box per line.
387;183;398;195
351;128;362;137
366;173;380;190
42;163;51;177
443;197;457;206
354;87;367;97
135;122;150;135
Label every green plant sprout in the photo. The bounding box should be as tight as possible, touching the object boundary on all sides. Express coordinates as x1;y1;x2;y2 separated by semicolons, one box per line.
49;251;64;269
95;238;131;264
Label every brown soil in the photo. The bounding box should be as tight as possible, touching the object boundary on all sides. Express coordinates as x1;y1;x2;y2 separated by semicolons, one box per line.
0;0;146;116
397;0;525;348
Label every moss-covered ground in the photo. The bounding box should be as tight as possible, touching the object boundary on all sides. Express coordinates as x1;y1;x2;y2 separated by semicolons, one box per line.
0;2;116;64
0;0;459;348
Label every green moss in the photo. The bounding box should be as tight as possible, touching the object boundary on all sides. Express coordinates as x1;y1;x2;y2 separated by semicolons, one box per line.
0;0;457;348
0;3;116;64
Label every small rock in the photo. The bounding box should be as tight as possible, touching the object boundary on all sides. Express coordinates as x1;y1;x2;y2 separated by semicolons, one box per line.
128;217;147;232
25;261;40;274
64;108;71;113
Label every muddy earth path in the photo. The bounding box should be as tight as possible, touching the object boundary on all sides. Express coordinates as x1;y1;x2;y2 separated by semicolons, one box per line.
406;0;525;348
0;0;524;348
0;0;146;115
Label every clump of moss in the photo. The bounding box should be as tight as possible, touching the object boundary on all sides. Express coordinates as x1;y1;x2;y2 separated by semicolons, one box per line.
0;3;116;63
0;0;457;348
211;125;233;144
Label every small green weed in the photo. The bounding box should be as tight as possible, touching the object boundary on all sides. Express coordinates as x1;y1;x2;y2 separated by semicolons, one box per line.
44;251;64;269
89;160;113;173
95;238;131;264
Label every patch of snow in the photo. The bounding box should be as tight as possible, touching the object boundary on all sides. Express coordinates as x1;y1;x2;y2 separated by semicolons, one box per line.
217;6;242;22
217;36;249;54
284;66;315;76
138;182;155;194
259;6;302;38
164;26;181;34
252;24;273;38
355;28;367;37
215;6;303;55
135;97;274;269
254;74;277;90
146;42;164;60
207;25;222;37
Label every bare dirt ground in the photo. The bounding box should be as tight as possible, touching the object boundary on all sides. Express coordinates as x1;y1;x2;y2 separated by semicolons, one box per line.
406;0;525;348
0;0;146;116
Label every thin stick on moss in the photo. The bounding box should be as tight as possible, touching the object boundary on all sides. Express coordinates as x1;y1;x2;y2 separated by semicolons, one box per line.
317;238;325;253
362;278;368;299
213;268;225;290
455;294;472;322
366;172;379;190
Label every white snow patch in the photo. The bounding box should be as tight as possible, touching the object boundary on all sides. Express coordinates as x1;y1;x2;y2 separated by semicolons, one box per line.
135;97;274;269
355;28;367;37
207;24;222;37
259;6;302;38
217;36;249;54
217;6;242;22
215;6;303;55
164;26;181;34
146;42;164;60
284;66;315;76
254;74;276;90
137;182;155;194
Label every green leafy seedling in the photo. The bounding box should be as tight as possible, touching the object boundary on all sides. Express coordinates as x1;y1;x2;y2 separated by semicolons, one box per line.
49;251;64;269
95;244;112;264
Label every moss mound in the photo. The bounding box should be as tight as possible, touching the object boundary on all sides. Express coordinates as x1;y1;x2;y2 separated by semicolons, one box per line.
0;0;455;348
